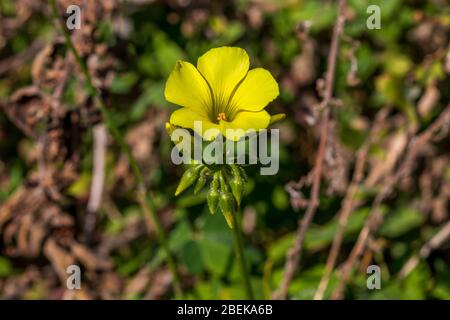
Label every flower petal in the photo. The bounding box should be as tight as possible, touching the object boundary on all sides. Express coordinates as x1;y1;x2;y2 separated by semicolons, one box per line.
170;107;221;139
164;61;212;114
197;47;249;111
269;113;286;125
229;68;279;113
221;110;271;141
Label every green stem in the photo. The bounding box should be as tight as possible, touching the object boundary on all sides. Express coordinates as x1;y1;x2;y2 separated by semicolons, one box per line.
231;209;254;300
49;0;183;298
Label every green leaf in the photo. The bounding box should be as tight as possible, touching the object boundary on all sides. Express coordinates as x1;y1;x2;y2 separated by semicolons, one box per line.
304;207;369;250
272;185;289;210
180;241;203;275
130;81;168;121
110;72;139;94
0;256;13;277
198;239;231;277
169;220;193;251
380;207;425;238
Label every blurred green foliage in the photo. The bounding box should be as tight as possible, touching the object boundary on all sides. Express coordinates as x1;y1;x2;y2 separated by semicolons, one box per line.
0;0;449;299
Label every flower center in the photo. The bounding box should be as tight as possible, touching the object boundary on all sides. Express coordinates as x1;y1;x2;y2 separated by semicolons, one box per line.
217;112;227;122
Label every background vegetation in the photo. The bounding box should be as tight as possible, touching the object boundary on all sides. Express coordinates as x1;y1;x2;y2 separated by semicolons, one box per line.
0;0;449;299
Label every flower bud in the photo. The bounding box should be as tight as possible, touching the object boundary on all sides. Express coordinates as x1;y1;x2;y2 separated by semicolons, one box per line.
175;164;203;196
219;191;235;229
218;171;235;228
165;122;176;136
238;165;248;182
229;165;245;206
218;170;229;192
194;167;209;194
206;171;221;214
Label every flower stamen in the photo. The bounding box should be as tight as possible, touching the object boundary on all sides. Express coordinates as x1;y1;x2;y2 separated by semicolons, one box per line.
217;112;227;122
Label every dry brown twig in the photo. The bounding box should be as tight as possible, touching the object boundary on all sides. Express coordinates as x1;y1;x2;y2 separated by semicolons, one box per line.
273;0;348;300
314;108;390;300
398;219;450;279
0;40;45;76
331;103;450;299
84;123;108;243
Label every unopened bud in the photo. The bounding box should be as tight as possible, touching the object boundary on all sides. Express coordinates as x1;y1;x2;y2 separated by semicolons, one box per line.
238;165;248;182
175;164;203;196
229;165;245;206
218;171;235;228
194;166;209;194
219;191;235;228
206;171;221;214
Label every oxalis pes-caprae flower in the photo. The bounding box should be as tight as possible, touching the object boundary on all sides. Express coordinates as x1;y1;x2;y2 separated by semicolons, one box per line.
165;46;284;228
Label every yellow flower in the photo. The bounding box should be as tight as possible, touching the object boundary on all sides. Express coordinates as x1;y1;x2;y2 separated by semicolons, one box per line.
164;46;284;141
